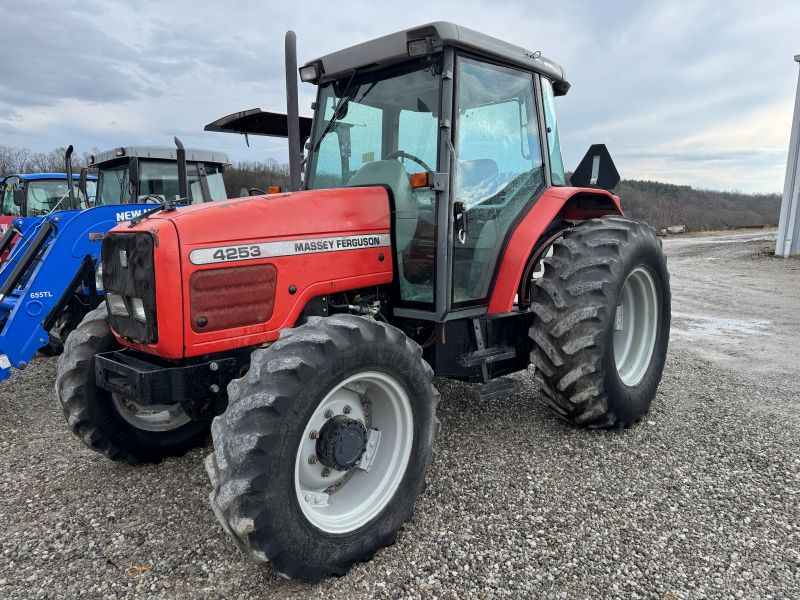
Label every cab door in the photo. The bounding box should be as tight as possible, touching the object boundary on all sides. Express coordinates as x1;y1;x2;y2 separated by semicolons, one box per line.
450;55;547;307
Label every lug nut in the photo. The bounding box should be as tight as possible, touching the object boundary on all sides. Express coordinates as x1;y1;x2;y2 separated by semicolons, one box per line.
308;455;317;465
321;467;330;478
309;430;319;439
343;405;352;414
324;409;334;419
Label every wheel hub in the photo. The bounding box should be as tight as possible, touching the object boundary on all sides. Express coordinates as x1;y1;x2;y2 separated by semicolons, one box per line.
316;415;368;471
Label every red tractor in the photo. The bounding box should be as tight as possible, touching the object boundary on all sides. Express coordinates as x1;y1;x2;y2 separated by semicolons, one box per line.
56;23;670;581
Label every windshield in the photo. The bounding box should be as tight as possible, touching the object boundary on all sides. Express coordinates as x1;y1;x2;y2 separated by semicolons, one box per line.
27;179;96;215
306;57;441;189
96;164;131;205
96;160;226;205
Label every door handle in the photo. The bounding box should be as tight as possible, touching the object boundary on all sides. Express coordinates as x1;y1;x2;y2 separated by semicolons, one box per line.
454;201;467;244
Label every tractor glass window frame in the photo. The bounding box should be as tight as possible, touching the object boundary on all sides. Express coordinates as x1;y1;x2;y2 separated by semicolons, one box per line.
96;163;132;205
203;163;227;201
306;57;443;307
139;160;203;204
451;53;546;306
25;179;81;215
541;77;566;186
1;181;19;216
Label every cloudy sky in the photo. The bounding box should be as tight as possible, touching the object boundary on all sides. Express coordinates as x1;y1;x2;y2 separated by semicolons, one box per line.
2;0;798;193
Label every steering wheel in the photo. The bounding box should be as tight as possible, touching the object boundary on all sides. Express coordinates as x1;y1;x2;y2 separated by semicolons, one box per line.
385;150;433;173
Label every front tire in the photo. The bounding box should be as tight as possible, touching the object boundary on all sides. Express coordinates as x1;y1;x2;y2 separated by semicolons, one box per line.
55;304;211;463
528;216;671;427
205;315;439;582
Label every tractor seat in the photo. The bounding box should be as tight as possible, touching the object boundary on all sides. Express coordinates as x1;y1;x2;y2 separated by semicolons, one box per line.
347;160;418;253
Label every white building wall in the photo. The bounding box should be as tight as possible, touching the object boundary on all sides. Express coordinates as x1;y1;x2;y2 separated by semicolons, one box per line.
776;55;800;257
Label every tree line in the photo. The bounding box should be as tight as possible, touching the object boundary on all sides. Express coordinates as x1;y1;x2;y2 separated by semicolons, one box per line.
610;179;781;231
1;145;781;232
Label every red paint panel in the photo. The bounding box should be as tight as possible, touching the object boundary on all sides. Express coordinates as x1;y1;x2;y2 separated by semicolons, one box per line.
190;264;277;333
487;186;622;314
112;186;393;359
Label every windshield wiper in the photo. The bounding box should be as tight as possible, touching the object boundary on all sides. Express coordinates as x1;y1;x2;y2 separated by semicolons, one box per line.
128;195;186;227
312;70;361;153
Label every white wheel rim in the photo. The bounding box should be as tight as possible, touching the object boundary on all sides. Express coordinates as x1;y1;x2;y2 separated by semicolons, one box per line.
613;266;659;386
294;371;414;534
112;395;191;432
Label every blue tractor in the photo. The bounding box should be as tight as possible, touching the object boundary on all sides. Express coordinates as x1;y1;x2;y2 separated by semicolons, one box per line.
1;172;98;229
0;140;229;378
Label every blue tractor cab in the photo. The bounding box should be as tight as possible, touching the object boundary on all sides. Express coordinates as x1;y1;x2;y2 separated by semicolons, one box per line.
0;140;229;379
1;172;98;218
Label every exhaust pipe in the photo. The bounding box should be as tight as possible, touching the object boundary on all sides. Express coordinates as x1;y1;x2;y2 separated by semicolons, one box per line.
64;145;76;210
174;136;188;201
285;30;302;192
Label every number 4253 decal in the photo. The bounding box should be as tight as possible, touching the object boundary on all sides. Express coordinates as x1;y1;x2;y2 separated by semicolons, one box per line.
211;245;262;262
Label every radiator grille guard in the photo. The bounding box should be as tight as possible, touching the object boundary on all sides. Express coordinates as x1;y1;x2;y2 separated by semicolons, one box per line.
189;264;277;333
101;232;158;343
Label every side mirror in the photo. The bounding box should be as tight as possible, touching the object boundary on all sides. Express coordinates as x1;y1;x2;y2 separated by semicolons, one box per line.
12;187;25;208
570;144;620;191
78;168;89;206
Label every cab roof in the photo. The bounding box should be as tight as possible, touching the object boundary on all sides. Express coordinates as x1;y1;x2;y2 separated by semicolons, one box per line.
2;172;97;183
303;21;569;94
89;146;229;167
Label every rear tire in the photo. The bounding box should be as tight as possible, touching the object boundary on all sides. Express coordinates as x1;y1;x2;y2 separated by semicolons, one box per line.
206;314;439;582
528;216;670;428
55;304;210;463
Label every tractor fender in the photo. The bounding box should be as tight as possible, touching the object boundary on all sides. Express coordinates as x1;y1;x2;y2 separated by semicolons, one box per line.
487;186;622;314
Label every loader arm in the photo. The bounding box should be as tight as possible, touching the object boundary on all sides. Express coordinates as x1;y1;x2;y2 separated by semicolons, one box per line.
0;204;159;380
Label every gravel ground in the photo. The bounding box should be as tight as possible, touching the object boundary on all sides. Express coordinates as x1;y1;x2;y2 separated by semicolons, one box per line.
1;231;798;599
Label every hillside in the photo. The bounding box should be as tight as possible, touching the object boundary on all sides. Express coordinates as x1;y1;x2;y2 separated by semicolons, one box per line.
613;179;781;232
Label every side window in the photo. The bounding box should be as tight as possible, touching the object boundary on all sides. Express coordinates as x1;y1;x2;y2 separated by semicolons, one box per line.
2;184;20;216
541;78;566;186
203;164;228;200
186;164;202;203
452;56;545;304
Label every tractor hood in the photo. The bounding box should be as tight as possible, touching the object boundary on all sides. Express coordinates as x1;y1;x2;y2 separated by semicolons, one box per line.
125;187;392;247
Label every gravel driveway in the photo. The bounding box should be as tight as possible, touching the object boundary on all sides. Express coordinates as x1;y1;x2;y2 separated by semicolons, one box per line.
1;231;798;599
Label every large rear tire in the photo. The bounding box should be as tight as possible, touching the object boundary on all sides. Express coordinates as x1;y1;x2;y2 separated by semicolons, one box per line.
55;304;210;463
528;216;670;428
206;314;439;582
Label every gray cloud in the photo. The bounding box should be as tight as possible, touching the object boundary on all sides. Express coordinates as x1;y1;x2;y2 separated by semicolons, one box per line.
1;0;797;193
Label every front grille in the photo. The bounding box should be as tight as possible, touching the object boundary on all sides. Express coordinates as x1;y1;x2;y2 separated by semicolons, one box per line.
101;232;158;343
189;264;277;333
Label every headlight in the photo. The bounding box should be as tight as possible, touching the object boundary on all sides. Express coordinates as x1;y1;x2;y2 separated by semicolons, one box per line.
129;297;146;322
299;63;319;82
106;293;128;317
95;263;103;291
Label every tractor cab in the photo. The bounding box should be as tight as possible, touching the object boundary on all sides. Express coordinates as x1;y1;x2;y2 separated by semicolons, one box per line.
300;28;571;313
211;23;584;320
1;173;98;219
90;146;229;206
